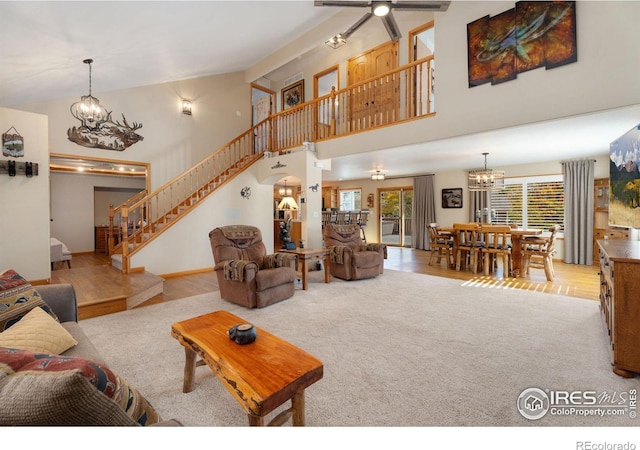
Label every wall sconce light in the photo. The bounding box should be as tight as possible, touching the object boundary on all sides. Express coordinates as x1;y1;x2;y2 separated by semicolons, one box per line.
371;170;385;181
182;99;192;115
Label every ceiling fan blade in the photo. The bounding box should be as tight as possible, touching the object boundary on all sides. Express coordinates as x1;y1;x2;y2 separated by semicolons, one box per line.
343;11;374;38
391;1;451;12
314;1;372;7
380;11;401;41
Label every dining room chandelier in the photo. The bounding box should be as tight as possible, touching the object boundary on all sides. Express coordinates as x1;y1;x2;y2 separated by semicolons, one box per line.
69;59;109;130
468;153;505;191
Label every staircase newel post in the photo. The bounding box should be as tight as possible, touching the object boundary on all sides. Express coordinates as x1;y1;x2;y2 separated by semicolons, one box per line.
121;206;129;273
330;86;337;136
108;204;114;256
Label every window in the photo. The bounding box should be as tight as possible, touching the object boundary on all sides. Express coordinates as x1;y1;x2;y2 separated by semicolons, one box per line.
339;189;361;211
490;175;564;232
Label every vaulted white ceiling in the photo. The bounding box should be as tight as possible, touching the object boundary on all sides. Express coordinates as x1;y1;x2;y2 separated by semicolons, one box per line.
2;1;638;182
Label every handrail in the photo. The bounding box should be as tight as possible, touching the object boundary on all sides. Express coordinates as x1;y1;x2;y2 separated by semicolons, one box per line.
269;55;435;152
108;55;436;272
108;118;271;271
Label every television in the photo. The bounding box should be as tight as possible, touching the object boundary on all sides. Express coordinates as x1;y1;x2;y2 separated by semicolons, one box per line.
609;123;640;228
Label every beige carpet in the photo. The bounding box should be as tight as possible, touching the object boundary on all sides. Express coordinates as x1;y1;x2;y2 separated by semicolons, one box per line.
80;269;639;427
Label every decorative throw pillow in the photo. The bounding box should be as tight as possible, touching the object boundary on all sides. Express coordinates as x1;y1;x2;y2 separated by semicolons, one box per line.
0;269;58;331
0;347;161;426
0;306;77;354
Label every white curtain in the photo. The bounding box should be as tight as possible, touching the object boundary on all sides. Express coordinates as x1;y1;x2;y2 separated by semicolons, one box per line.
563;159;595;264
412;175;436;250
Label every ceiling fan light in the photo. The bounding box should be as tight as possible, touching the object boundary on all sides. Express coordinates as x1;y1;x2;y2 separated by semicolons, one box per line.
373;3;390;16
325;34;346;49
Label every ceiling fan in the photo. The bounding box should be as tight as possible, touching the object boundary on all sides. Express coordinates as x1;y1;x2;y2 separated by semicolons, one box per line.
315;1;450;45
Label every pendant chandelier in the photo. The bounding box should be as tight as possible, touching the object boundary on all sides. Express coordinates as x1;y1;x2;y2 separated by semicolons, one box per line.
70;59;109;130
468;153;505;191
278;179;293;196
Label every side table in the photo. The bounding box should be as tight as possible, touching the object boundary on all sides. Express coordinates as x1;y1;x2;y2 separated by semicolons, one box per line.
281;248;330;290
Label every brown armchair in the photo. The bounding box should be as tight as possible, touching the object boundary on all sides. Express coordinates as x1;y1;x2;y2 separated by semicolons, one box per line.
209;225;297;308
323;223;386;281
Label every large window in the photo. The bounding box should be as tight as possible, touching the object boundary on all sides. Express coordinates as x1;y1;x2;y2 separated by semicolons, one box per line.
490;175;564;232
339;189;361;211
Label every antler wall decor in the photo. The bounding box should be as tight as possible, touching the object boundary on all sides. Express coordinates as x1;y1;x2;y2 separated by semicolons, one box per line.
68;112;144;151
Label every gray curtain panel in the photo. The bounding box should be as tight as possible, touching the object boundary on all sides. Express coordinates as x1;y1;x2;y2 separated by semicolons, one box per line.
412;175;436;250
563;159;594;264
469;191;490;223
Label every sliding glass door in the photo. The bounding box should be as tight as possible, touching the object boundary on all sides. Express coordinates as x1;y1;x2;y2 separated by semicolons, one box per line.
379;187;413;247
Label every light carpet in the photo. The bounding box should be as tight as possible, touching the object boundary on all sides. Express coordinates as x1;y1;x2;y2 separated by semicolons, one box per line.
80;269;639;427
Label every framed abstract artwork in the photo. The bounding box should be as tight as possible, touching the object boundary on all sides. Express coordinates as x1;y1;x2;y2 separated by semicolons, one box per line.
467;1;577;87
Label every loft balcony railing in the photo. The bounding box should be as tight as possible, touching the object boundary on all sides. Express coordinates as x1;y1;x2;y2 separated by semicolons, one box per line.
108;55;435;272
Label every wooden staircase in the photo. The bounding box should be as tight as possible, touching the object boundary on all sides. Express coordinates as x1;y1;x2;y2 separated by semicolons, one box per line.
107;55;437;274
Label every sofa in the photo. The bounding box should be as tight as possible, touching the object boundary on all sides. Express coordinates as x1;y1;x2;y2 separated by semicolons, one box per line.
0;269;178;426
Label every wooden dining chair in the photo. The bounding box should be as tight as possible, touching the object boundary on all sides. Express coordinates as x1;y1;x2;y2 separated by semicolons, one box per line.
480;225;512;277
522;224;561;281
427;223;453;267
453;223;483;273
321;211;332;229
336;211;349;225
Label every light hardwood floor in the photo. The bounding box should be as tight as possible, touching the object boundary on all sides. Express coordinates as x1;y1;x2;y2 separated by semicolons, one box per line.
51;247;599;319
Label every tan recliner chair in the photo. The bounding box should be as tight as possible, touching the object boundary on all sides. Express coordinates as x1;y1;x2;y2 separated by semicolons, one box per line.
209;225;297;308
323;223;386;281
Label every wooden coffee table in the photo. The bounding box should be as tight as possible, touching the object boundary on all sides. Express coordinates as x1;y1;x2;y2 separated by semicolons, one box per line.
171;310;323;426
281;247;330;290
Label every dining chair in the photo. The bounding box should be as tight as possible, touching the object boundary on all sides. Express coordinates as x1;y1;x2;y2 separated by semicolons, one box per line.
453;223;483;273
427;223;453;267
357;210;369;243
336;211;349;225
321;211;332;229
480;224;512;277
521;224;561;281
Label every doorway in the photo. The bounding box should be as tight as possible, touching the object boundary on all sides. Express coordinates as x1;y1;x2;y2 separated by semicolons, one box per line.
379;187;413;247
251;83;274;126
408;21;435;115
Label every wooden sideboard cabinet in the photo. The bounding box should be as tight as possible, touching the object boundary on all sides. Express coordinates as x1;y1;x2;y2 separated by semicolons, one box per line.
593;178;630;265
95;226;109;253
597;239;640;378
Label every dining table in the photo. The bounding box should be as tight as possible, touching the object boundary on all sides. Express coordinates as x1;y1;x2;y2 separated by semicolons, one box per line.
438;224;542;277
508;228;542;277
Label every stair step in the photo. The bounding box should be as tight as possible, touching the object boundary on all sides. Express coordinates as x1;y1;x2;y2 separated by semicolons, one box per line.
111;254;122;270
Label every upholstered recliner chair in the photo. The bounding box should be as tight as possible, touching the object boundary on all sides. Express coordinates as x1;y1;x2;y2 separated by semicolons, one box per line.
323;223;386;281
209;225;297;308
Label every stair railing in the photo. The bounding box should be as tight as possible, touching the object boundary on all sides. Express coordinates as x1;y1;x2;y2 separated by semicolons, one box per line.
108;55;435;272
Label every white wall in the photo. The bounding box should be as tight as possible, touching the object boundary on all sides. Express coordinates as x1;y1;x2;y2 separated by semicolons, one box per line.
17;71;252;191
0;108;50;281
315;1;640;161
50;172;145;253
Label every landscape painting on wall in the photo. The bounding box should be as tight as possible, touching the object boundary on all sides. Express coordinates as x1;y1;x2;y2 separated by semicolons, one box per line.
609;123;640;228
